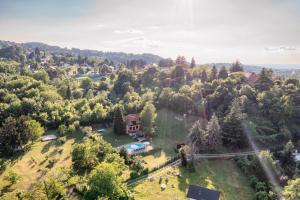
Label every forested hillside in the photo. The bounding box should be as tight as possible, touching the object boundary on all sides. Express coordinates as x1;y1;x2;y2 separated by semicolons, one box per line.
0;40;163;65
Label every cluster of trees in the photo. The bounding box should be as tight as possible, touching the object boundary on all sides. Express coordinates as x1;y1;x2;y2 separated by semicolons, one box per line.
0;116;44;155
188;113;222;152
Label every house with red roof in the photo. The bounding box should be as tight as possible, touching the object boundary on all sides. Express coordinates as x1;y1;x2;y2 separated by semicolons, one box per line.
125;114;141;136
244;72;258;85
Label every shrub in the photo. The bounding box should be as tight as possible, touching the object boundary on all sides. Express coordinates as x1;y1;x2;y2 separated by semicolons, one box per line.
4;170;21;185
58;124;67;136
67;124;76;134
187;162;195;172
141;168;149;176
254;191;269;200
250;175;259;189
0;158;9;172
47;159;57;168
255;181;267;192
58;148;64;154
80;126;93;136
58;137;66;144
73;120;80;130
131;156;144;173
130;170;139;179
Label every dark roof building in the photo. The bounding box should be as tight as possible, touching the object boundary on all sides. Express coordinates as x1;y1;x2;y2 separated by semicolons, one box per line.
187;185;220;200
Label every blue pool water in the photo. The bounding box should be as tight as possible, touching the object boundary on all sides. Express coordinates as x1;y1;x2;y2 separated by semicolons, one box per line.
124;143;145;152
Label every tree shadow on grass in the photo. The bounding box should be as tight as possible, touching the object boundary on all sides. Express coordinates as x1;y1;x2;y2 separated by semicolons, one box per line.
177;167;192;192
0;184;14;196
41;139;64;154
68;131;85;144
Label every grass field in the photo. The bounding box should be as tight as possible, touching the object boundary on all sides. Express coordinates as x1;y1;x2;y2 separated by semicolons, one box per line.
101;128;135;147
132;159;254;200
0;131;84;193
102;109;197;169
143;109;197;169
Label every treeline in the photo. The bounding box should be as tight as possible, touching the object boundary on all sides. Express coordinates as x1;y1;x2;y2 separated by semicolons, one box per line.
0;40;162;65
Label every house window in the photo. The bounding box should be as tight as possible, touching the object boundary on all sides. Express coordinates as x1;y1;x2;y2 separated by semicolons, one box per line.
136;125;139;129
132;121;137;125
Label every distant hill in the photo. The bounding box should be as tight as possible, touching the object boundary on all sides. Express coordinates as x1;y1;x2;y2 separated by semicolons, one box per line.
204;63;263;73
0;40;163;65
205;63;300;78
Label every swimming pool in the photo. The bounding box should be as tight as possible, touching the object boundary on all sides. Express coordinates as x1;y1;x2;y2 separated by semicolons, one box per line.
124;142;146;153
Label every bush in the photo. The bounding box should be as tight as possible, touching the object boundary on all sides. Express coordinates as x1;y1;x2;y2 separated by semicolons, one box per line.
58;137;66;144
141;168;149;176
66;124;76;134
131;156;144;173
58;124;67;136
4;170;21;185
47;159;57;168
0;158;9;172
130;170;139;179
187;162;195;172
73;120;81;130
80;126;93;136
255;181;267;192
254;191;269;200
250;175;259;189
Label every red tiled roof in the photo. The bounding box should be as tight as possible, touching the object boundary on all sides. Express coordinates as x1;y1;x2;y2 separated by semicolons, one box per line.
125;114;139;123
244;72;258;83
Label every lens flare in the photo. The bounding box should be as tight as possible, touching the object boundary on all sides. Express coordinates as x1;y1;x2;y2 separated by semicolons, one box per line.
242;121;282;198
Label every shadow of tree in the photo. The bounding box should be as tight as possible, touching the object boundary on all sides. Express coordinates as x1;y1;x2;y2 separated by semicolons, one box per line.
41;139;64;154
0;184;14;196
177;167;191;192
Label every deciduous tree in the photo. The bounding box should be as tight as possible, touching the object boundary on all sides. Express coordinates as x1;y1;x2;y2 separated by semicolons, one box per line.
140;102;157;137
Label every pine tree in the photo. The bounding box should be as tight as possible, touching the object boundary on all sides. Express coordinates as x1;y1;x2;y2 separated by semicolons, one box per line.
190;57;196;68
222;99;247;148
188;120;207;153
201;70;208;83
255;68;274;91
210;66;218;81
206;113;222;149
230;60;244;72
66;84;72;100
141;102;157;137
113;105;126;135
218;66;228;79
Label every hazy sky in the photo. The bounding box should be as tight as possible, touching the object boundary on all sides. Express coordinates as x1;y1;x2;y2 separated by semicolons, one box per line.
0;0;300;64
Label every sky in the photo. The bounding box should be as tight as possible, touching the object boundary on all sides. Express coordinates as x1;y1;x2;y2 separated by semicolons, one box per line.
0;0;300;64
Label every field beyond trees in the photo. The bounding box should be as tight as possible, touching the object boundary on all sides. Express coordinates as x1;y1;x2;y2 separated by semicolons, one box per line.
133;159;254;200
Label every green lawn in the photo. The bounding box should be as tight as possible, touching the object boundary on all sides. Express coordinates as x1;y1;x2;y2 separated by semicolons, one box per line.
0;131;84;193
132;159;254;200
102;109;197;169
101;128;135;147
143;109;197;169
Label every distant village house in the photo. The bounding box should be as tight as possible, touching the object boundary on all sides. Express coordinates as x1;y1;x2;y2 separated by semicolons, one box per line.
244;72;258;84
